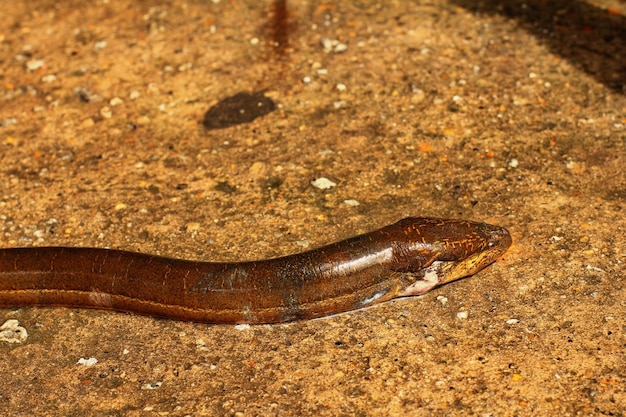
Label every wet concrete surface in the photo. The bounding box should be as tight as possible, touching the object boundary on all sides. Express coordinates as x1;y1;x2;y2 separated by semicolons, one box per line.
0;0;625;415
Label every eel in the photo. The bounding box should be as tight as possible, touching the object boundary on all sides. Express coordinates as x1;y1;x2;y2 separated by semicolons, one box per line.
0;217;511;324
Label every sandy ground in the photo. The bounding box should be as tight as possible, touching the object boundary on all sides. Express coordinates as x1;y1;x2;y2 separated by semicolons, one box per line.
0;0;625;415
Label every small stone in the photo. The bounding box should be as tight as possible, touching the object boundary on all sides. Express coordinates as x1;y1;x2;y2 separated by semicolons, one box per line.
249;161;267;178
94;40;107;51
100;106;112;118
311;177;337;190
26;58;45;71
77;357;98;367
109;97;124;106
41;74;57;83
333;42;347;53
178;62;193;72
0;320;28;343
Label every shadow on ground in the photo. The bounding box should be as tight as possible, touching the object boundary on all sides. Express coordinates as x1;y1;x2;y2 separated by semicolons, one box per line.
451;0;626;93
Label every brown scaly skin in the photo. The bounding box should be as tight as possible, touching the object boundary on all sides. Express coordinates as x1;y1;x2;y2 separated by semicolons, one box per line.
0;217;511;324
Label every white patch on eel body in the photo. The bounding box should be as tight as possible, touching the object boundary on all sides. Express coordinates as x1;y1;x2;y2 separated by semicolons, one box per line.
360;290;387;306
398;261;444;296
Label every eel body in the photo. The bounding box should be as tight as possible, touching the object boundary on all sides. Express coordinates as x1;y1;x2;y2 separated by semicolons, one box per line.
0;217;511;324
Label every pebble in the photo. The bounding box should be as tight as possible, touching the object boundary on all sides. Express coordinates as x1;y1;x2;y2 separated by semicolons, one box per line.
100;106;112;119
77;357;98;367
26;58;45;71
311;177;336;190
0;320;28;343
41;74;56;83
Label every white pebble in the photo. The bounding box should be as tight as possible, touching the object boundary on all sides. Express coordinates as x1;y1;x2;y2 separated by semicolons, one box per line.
77;357;98;367
26;59;45;71
41;74;56;83
0;320;28;343
109;97;124;106
100;106;112;118
94;40;107;51
311;177;337;190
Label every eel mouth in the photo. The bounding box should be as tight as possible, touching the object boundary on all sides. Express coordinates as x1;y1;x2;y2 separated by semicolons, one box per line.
399;225;512;296
441;224;512;284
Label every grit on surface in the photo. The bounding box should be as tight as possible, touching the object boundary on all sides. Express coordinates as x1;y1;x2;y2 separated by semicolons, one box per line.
0;0;624;416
